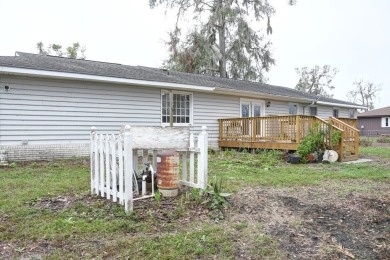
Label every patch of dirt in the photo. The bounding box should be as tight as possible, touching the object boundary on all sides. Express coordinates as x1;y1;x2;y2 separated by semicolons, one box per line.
226;179;390;259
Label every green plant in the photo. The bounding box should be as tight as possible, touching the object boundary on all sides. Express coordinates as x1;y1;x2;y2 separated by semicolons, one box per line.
206;177;232;210
377;136;390;143
192;188;203;205
359;138;373;147
330;130;342;149
154;190;161;205
297;122;325;161
9;162;17;168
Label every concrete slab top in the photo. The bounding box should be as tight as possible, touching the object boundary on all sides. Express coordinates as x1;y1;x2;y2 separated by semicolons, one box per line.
342;159;373;164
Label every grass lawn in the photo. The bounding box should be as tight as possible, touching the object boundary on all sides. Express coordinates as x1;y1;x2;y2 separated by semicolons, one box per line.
1;147;389;259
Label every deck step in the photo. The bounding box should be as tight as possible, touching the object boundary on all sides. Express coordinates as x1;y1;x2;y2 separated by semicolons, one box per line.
341;155;359;162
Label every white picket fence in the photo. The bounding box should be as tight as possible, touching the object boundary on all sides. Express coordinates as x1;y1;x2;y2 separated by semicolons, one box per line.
90;125;208;212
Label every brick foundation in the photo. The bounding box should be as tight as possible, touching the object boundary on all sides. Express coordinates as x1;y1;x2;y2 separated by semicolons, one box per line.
0;144;90;161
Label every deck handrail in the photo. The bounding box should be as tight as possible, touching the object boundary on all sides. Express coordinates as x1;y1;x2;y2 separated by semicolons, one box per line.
329;117;359;158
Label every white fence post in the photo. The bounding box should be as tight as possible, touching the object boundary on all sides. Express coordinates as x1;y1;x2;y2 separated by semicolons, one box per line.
93;129;99;195
197;126;208;189
123;125;133;212
189;133;195;183
90;127;96;195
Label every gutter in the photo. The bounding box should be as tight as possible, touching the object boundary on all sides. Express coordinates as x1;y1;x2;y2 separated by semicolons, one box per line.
315;100;367;110
0;66;215;92
213;88;314;103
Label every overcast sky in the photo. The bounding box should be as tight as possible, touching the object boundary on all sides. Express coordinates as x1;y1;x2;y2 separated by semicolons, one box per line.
0;0;388;108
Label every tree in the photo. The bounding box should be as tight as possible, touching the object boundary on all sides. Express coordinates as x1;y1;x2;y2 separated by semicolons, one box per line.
150;0;295;82
295;65;338;97
36;42;86;59
347;80;382;111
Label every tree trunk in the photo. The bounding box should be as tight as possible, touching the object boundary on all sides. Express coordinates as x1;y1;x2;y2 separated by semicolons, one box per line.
218;0;227;78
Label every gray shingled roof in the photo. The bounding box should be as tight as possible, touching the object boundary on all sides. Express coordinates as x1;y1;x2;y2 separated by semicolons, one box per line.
358;106;390;117
0;52;361;107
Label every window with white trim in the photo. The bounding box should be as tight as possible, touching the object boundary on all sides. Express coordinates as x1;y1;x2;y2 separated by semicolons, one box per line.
382;117;390;127
309;107;317;116
161;91;192;126
288;103;298;115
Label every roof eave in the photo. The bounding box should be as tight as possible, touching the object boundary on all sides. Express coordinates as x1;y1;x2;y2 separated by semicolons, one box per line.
0;66;216;92
315;100;366;109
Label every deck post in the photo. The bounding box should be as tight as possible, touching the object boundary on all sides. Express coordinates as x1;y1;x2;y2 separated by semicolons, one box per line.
338;131;344;162
296;115;301;143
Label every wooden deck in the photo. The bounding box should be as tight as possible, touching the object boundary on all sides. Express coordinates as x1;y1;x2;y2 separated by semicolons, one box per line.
218;115;359;162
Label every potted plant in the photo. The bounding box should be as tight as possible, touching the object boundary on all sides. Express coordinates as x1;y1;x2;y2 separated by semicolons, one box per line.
289;153;301;164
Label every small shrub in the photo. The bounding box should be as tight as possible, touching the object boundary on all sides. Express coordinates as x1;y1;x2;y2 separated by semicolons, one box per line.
257;150;284;169
154;190;161;205
297;122;325;161
359;139;373;147
205;177;232;210
377;136;390;143
208;147;216;155
9;162;17;168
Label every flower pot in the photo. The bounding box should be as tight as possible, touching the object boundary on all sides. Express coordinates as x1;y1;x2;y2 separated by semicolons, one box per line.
289;156;301;164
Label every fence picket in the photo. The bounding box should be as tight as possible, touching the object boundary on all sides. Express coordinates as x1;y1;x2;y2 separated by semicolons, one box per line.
182;152;187;182
118;135;124;204
105;134;110;199
111;134;117;202
189;133;195;183
99;134;105;197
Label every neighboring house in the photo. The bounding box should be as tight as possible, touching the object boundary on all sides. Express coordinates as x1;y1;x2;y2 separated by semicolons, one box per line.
357;106;390;136
0;52;364;161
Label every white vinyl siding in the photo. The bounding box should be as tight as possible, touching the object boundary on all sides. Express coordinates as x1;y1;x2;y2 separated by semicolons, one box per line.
192;93;239;148
265;101;303;116
0;76;161;145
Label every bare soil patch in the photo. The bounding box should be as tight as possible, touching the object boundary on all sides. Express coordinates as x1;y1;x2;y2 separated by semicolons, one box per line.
227;179;390;259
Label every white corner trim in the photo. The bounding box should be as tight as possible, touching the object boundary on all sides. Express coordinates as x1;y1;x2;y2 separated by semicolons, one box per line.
0;66;215;92
316;100;366;109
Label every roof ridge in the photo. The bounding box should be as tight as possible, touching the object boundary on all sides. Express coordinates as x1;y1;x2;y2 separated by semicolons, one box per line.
15;51;124;66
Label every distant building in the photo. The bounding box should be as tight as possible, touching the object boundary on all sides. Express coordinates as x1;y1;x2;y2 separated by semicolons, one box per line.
358;106;390;136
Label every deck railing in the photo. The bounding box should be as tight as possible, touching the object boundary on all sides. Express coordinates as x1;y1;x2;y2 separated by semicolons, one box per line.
337;118;357;128
329;117;359;158
218;115;359;161
219;115;321;143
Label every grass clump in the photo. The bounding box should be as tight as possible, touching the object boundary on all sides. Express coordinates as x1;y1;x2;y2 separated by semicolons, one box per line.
377;136;390;143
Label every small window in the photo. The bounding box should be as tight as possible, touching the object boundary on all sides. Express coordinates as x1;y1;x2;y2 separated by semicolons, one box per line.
333;108;339;118
382;117;390;127
288;103;298;115
161;91;192;126
309;107;317;116
349;109;355;118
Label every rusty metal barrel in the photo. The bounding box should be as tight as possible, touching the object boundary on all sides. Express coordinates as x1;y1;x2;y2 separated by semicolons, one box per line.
156;150;179;197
